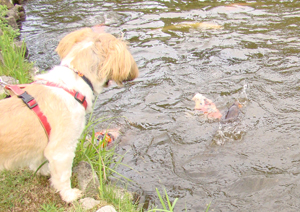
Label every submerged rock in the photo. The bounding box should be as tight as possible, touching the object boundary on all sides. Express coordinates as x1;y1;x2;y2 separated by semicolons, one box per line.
161;22;222;31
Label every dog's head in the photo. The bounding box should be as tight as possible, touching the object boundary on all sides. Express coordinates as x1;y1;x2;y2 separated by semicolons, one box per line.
55;28;139;93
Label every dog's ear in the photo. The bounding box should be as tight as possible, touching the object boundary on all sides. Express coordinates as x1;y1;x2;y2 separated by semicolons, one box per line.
56;28;94;59
96;34;139;85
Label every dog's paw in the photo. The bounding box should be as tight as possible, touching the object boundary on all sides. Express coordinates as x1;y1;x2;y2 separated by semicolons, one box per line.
60;188;82;203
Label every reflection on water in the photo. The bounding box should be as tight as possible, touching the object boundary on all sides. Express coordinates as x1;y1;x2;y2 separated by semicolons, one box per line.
21;1;300;211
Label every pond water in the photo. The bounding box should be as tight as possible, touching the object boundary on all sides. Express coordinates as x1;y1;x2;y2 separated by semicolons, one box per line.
21;1;300;211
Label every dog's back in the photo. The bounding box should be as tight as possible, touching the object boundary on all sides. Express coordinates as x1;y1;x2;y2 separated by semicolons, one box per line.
0;88;48;170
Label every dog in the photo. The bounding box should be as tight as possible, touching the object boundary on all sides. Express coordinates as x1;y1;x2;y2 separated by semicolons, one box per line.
0;27;139;202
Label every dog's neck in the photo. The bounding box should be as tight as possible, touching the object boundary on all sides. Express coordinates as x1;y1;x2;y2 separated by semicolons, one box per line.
34;66;97;112
63;65;94;92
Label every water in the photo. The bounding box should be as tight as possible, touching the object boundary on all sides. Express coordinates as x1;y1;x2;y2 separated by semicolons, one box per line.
21;1;300;211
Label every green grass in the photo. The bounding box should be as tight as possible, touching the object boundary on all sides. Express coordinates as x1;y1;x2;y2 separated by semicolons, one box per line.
205;202;211;212
39;203;66;212
0;169;69;212
0;5;33;84
148;188;178;212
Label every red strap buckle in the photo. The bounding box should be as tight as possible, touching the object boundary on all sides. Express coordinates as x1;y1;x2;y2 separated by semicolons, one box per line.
18;91;38;109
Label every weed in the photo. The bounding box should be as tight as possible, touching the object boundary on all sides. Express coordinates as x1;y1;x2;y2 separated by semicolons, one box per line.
74;100;140;211
0;5;33;84
39;203;65;212
148;188;178;212
205;202;211;212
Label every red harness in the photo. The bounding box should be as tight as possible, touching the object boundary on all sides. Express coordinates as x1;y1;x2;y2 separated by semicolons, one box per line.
4;82;88;140
41;81;88;109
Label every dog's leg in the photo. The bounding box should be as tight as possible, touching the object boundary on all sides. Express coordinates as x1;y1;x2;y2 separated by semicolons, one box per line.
45;142;82;202
44;119;84;203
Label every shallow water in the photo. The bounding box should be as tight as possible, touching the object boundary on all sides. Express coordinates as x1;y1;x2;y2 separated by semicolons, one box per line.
21;1;300;211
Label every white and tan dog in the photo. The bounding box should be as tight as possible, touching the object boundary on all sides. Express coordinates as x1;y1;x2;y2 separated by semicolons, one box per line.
0;28;138;202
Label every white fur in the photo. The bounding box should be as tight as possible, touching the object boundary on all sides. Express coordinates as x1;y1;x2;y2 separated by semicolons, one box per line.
35;66;100;112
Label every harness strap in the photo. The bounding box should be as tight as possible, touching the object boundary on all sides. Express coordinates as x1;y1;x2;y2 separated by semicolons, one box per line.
3;81;88;140
41;81;88;110
4;84;51;139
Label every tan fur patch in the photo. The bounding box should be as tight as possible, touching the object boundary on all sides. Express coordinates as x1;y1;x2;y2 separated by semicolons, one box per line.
56;28;139;85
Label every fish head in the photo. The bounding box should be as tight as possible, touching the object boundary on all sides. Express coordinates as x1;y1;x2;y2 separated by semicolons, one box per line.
192;93;206;109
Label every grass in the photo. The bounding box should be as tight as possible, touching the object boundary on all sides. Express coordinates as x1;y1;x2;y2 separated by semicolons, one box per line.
148;188;178;212
0;169;69;212
0;5;33;85
39;203;66;212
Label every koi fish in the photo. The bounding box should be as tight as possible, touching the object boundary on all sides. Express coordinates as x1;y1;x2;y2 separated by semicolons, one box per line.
224;101;243;121
192;93;222;120
94;128;120;147
161;22;222;31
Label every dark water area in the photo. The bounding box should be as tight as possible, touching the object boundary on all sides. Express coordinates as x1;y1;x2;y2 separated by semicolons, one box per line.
21;1;300;211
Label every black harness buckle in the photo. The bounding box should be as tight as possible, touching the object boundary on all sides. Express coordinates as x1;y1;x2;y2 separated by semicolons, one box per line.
74;92;86;104
18;91;38;109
